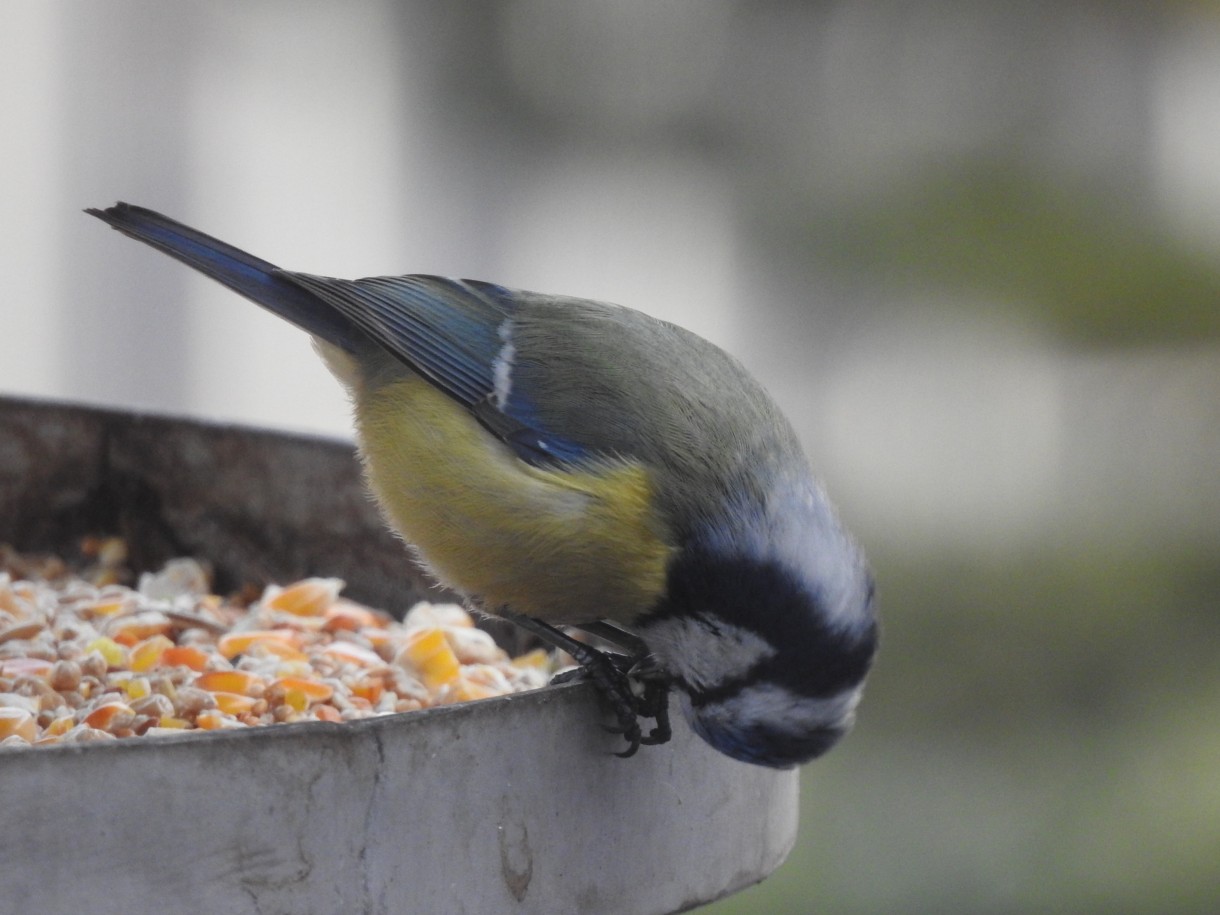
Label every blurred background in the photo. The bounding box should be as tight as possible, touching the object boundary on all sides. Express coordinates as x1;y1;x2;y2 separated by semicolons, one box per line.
3;1;1218;912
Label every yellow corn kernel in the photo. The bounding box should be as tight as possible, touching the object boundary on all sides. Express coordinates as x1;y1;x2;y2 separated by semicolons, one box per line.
82;702;135;732
351;676;384;704
194;710;228;730
157;715;190;729
129;635;174;672
281;687;309;713
45;715;75;737
263;578;344;617
195;670;266;696
121;677;152;700
217;629;301;659
272;676;333;704
84;636;127;669
397;627;461;688
0;707;36;742
160;645;211;672
212;692;259;715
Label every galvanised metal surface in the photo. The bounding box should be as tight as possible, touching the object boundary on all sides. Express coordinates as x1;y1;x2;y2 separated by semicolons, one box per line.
0;398;798;915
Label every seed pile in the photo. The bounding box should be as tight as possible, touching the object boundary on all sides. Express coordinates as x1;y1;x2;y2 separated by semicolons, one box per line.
0;541;551;749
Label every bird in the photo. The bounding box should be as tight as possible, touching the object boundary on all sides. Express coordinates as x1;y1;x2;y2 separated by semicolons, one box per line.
86;202;877;768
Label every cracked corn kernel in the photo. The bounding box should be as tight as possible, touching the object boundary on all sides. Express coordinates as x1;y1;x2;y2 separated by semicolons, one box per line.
270;676;333;705
121;677;152;700
195;670;266;696
0;707;36;742
129;635;174;672
84;637;126;669
262;578;343;617
217;629;300;659
195;710;237;730
159;645;211;672
396;628;461;688
351;676;384;704
44;715;75;738
82;702;135;732
212;692;260;715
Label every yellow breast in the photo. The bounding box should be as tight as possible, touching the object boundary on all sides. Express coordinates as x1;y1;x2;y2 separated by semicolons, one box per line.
352;376;674;625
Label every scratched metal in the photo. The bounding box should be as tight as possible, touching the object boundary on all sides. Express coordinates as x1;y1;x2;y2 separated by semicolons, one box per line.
0;397;798;915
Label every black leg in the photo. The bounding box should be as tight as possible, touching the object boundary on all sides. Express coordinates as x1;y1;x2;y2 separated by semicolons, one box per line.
570;620;648;656
496;608;672;757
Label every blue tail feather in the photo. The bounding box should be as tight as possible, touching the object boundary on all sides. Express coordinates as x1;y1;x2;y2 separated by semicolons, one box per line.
86;203;364;352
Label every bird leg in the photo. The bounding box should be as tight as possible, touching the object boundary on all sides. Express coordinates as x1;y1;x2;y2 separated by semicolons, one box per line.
496;608;671;757
570;620;648;656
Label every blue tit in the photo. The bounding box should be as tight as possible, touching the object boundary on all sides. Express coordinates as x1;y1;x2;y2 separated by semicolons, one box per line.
87;202;877;768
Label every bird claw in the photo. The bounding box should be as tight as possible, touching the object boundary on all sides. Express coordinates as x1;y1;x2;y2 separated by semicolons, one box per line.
550;647;672;756
496;607;671;758
636;678;672;746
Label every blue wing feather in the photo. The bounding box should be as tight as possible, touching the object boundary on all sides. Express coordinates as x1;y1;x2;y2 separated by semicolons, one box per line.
283;272;588;465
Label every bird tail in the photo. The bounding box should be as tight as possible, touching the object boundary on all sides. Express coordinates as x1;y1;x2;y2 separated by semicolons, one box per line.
86;202;361;351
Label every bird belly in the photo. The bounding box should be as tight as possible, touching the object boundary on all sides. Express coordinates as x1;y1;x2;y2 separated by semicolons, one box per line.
353;376;673;625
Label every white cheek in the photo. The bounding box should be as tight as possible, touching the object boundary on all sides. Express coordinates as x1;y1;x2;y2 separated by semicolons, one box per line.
640;615;775;692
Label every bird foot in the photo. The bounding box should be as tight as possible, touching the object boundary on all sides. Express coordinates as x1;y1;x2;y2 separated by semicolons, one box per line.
552;649;672;756
495;608;671;756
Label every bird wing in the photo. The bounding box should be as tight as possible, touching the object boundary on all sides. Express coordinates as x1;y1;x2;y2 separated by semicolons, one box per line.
283;272;590;466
